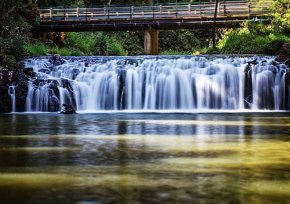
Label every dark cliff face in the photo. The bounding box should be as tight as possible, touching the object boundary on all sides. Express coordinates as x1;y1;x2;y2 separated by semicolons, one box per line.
0;68;29;113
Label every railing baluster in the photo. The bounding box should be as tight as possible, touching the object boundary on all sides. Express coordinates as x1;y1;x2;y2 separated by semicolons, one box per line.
223;1;226;16
131;6;134;19
38;1;269;25
248;2;251;17
107;7;110;19
49;8;52;20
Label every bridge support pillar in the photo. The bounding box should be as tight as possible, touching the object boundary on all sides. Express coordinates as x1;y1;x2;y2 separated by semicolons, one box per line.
144;25;159;55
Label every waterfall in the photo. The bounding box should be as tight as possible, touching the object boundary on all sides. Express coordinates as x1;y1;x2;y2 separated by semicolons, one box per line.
8;84;16;112
23;56;290;112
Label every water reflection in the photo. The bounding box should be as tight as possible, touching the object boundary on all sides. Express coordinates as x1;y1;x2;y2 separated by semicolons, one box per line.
0;113;290;203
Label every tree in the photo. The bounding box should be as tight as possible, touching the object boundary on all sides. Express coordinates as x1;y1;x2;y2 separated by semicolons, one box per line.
258;0;290;31
0;1;38;68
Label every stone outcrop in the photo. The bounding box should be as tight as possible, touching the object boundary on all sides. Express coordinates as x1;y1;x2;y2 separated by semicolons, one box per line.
0;66;29;113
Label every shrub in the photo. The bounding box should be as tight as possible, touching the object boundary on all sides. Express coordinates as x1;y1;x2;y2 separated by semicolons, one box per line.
215;27;290;55
160;50;191;55
23;43;48;56
107;37;127;56
66;32;96;55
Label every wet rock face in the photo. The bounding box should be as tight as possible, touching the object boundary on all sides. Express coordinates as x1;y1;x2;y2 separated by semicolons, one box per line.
24;68;35;77
0;69;28;113
283;43;290;53
0;86;10;113
284;72;290;110
49;55;65;66
244;63;253;109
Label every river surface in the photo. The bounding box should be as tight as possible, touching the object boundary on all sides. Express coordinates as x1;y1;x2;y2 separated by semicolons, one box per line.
0;112;290;204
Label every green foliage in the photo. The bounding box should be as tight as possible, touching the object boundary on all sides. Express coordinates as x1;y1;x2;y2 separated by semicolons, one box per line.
24;42;86;56
106;37;127;56
0;17;32;68
67;32;96;54
112;32;143;55
160;50;191;55
24;43;48;56
49;47;72;56
94;31;142;56
2;55;17;68
257;0;290;31
159;30;211;53
0;1;39;68
214;27;290;55
23;31;128;56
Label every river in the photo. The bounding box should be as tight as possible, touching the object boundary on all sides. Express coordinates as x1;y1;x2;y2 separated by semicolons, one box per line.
1;55;290;203
0;112;290;203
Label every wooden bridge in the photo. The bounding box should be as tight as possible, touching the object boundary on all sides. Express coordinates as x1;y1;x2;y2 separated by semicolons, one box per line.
36;1;270;54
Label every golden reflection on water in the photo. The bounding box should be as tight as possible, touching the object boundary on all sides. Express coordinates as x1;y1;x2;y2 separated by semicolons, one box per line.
0;115;290;203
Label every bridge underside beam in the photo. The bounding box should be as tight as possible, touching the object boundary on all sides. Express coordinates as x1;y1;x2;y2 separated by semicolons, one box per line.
144;25;159;55
34;16;264;32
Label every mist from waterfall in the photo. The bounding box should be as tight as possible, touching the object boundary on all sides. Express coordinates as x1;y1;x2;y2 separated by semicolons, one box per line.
23;56;290;112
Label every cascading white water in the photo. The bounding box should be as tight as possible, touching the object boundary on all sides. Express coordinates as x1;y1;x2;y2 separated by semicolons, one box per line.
23;56;290;112
8;84;16;112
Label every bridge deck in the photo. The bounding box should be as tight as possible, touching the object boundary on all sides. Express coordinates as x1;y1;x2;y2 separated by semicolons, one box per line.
36;1;270;32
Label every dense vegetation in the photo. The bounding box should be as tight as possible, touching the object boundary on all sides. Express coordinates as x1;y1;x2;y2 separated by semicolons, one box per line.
210;0;290;55
0;0;289;70
0;1;39;68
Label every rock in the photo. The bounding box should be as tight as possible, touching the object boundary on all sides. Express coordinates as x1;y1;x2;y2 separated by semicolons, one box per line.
49;55;65;66
71;68;80;80
283;43;290;52
60;104;76;114
38;68;50;74
247;58;258;65
284;72;290;110
285;59;290;67
125;59;139;66
244;63;253;109
24;67;34;77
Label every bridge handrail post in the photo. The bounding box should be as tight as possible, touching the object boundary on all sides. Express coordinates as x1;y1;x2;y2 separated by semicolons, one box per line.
49;8;52;20
86;8;87;21
131;6;134;19
108;7;110;19
199;2;202;16
223;0;226;16
76;7;79;18
248;2;251;18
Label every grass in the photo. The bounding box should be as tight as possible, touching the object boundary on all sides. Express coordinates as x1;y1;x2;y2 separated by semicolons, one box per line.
214;28;290;55
160;50;192;55
23;43;48;56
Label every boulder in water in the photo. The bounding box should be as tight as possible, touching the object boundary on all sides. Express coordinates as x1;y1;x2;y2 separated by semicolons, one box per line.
60;104;76;114
49;55;65;66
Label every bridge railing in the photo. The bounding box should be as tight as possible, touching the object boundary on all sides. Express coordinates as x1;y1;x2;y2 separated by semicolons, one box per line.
39;1;270;22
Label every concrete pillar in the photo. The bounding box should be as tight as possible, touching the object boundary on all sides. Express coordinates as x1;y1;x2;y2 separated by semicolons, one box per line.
144;25;159;55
